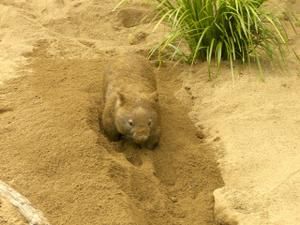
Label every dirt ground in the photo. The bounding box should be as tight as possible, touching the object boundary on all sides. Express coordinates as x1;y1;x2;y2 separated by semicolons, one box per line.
0;0;299;225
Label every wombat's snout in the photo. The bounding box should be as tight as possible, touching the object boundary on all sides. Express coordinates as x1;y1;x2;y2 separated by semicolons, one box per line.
132;130;149;144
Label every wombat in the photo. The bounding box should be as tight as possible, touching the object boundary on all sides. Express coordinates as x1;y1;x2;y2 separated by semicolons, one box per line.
101;54;160;149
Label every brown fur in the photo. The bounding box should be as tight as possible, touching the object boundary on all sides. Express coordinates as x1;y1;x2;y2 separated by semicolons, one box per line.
101;54;160;149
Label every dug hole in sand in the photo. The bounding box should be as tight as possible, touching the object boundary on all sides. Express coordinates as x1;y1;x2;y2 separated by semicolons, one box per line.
0;0;299;225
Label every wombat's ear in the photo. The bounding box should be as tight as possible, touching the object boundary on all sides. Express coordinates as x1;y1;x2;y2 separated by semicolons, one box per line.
149;92;159;103
116;92;125;106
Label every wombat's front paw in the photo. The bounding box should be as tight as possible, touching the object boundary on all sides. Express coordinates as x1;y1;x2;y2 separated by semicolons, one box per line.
145;135;160;150
102;118;121;141
104;128;121;142
145;141;158;150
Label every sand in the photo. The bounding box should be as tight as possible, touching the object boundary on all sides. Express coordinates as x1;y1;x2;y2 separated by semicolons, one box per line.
0;0;299;225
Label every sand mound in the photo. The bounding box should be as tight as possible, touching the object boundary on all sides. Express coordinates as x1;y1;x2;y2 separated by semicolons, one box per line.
0;39;223;224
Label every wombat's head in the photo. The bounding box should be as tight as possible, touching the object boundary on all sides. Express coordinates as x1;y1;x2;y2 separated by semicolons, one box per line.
114;92;159;144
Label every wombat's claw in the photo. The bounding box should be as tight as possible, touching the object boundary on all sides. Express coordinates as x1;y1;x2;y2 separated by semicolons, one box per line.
145;142;158;150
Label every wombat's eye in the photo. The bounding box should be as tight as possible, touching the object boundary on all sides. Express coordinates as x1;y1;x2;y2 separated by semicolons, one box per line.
128;119;134;126
148;119;152;127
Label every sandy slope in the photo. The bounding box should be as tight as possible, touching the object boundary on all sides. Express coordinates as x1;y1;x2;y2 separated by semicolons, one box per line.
0;1;223;225
175;1;300;224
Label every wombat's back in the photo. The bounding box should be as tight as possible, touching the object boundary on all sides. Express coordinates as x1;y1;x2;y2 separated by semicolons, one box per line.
103;54;157;98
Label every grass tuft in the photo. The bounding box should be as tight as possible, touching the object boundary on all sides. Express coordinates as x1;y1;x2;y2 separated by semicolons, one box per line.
150;0;289;78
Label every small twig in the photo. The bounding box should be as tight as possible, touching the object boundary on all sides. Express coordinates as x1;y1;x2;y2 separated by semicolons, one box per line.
0;181;51;225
